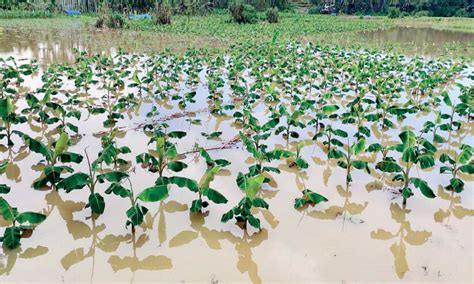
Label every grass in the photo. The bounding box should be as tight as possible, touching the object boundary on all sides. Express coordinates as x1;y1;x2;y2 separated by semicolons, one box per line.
393;16;474;33
0;9;53;19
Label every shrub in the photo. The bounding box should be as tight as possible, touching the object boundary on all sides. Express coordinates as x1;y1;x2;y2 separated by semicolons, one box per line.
413;10;431;17
454;8;471;18
106;12;127;28
400;11;409;18
229;1;258;24
154;3;172;25
387;7;400;18
266;7;279;23
308;6;320;14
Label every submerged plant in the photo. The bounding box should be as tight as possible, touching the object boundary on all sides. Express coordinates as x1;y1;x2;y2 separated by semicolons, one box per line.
20;132;83;190
0;195;46;250
375;129;437;205
0;96;27;146
328;138;370;185
221;174;269;230
439;144;473;193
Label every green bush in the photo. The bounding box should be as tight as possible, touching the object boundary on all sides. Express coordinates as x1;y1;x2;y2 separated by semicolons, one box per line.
266;7;279;23
387;7;400;18
454;8;471;18
308;6;320;14
106;13;127;28
229;1;258;24
0;9;52;19
154;3;172;25
400;11;409;18
413;10;431;17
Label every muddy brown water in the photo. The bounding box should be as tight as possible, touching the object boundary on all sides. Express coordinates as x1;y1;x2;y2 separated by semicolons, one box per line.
359;27;474;56
0;26;473;283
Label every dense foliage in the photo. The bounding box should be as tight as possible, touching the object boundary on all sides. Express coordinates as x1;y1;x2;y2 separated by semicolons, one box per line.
310;0;473;17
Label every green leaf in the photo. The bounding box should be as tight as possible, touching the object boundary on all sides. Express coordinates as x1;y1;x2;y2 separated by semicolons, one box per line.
411;178;435;199
376;161;403;173
58;152;83;164
221;209;234;223
294;198;306;209
459;164;474;174
399;129;416;149
167;161;187;172
295;157;309;169
367;143;383;153
245;175;265;199
322;105;339;115
442;92;452;107
198;166;220;190
16;212;46;224
328;149;344;159
351;139;366;155
190;199;203;213
0;184;10;194
105;183;132;198
0;160;8;174
52;132;68;162
89;193;105;215
247;215;261;229
57;173;89;192
458;149;472;164
252;197;269;209
21;134;51;161
97;171;129;183
126;204;148;227
137;185;169;202
2;227;21;250
202;187;227;204
0;197;14;222
306;191;328;204
168;176;199;192
168;131;187;139
417;155;435;169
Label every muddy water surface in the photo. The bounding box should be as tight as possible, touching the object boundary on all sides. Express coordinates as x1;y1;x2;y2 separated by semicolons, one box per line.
0;28;473;284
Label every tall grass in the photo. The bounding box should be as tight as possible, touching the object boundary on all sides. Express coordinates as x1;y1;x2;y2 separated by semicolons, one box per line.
0;9;53;19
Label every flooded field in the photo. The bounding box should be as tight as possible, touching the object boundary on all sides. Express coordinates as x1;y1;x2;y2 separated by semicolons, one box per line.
0;26;473;284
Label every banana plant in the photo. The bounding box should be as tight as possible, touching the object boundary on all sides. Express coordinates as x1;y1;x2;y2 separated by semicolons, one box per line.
19;132;83;190
56;150;129;216
438;91;468;135
221;174;269;230
375;129;437;205
125;181;170;233
294;189;328;209
136;129;187;177
439;144;473;193
312;125;347;153
328;138;370;185
96;128;131;169
273;104;305;140
286;141;309;170
421;111;444;144
165;165;228;213
0;96;27;146
0;197;46;250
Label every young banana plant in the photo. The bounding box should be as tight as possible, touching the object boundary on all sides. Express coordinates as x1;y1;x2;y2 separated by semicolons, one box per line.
221;174;269;230
328;138;370;186
375;129;437;205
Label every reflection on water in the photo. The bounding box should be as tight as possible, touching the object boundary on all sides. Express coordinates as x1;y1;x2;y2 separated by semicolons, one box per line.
371;203;432;279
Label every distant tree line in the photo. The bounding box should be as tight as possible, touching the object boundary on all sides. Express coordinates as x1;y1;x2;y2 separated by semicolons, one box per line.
0;0;472;16
311;0;473;17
